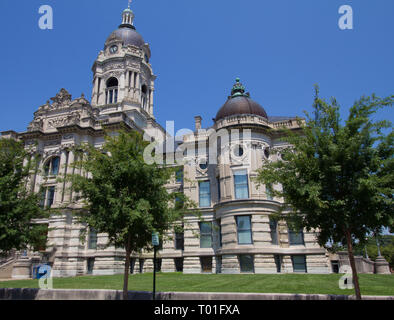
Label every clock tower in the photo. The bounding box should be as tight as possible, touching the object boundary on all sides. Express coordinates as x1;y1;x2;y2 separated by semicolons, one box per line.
91;5;156;127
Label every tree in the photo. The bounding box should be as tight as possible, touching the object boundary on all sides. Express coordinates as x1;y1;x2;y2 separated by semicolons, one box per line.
256;87;394;300
0;138;48;255
354;234;394;268
66;130;186;300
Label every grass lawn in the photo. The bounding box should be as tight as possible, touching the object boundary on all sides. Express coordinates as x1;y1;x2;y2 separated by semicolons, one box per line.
0;273;393;296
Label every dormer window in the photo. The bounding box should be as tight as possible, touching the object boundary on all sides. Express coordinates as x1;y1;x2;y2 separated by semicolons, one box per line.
106;77;119;104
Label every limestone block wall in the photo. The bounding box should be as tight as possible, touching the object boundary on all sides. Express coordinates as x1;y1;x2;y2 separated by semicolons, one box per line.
254;254;277;273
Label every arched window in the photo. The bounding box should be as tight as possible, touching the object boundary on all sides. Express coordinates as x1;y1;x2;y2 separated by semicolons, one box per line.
43;156;60;176
105;77;119;104
141;84;148;110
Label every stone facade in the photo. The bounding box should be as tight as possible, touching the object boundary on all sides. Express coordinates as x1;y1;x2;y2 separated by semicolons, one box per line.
1;6;332;278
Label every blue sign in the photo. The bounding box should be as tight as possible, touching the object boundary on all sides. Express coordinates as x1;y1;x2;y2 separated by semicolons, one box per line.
152;232;160;246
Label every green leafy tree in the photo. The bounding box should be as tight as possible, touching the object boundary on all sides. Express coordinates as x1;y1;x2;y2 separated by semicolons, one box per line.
354;234;394;268
66;130;188;300
256;87;394;300
0;138;48;255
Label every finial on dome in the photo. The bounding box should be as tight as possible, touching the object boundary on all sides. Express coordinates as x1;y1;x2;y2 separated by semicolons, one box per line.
120;1;135;28
231;78;249;98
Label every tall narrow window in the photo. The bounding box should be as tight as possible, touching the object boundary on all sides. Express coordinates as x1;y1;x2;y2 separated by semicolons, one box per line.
199;181;211;207
266;184;273;200
87;258;95;274
274;255;282;273
289;228;305;245
200;222;212;248
176;167;183;183
97;78;101;105
234;170;249;199
269;218;278;245
236;216;253;245
106;77;118;104
175;230;184;250
40;188;46;208
216;219;222;248
88;228;98;250
46;186;55;208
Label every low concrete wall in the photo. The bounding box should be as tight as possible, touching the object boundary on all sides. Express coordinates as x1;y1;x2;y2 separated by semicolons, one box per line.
0;288;393;300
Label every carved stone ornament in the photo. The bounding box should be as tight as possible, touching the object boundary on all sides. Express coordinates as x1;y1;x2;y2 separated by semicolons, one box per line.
44;140;61;147
50;88;72;108
103;63;124;72
28;118;44;132
48;112;81;128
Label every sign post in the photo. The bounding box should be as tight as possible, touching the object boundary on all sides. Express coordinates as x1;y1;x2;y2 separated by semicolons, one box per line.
152;232;159;301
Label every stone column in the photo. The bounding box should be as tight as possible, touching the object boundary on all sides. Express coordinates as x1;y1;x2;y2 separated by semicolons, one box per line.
143;258;154;273
149;88;154;115
92;77;99;105
375;256;391;274
252;214;272;248
66;150;75;202
55;150;68;205
281;255;293;273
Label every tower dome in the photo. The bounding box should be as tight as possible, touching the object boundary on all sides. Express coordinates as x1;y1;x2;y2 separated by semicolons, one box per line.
215;78;268;122
105;5;145;48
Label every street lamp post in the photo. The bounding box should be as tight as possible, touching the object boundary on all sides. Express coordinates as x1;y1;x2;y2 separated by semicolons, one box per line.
152;232;159;301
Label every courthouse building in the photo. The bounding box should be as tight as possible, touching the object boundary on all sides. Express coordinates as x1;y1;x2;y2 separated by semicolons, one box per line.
1;6;332;278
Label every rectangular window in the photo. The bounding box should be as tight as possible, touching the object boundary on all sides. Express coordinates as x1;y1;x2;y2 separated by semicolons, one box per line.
234;170;249;199
266;184;273;200
175;231;184;250
239;255;254;273
51;157;60;176
292;255;307;273
39;188;46;208
216;219;222;248
88;228;97;250
274;255;282;273
155;258;162;272
200;257;212;273
46;186;55;208
199;181;211;207
200;222;212;248
289;229;305;245
139;259;144;273
130;258;136;274
87;258;95;275
269;219;278;245
236;216;253;245
174;258;184;272
176;168;183;183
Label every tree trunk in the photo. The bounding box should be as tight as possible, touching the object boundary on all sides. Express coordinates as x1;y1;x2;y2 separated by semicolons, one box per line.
345;229;362;300
122;233;132;300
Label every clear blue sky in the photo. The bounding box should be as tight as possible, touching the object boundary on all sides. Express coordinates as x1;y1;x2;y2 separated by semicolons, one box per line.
0;0;393;134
